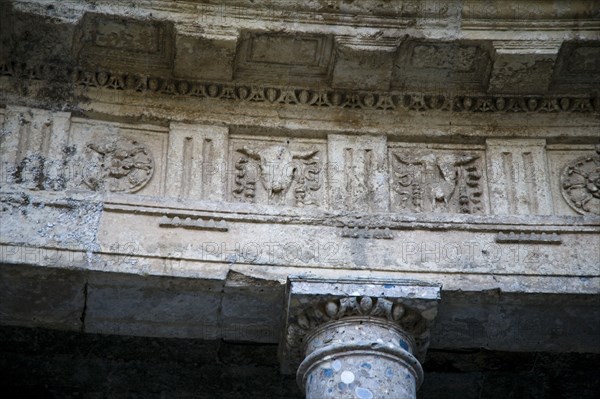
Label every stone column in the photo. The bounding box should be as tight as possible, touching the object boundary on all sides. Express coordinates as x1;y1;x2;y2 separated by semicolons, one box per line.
279;277;441;399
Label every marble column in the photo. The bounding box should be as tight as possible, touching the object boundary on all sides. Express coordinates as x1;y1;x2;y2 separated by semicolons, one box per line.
279;277;441;399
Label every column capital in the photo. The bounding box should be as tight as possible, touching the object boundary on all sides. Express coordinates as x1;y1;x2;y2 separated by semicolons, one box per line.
279;277;441;375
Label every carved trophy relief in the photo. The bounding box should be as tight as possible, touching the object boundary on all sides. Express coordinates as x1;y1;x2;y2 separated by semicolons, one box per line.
231;142;322;207
391;150;484;214
560;147;600;215
82;138;154;193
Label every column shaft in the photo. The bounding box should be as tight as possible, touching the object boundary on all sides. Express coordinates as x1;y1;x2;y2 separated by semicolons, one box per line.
298;317;422;399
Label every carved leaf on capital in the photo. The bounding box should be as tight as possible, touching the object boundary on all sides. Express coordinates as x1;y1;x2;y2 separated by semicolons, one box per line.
286;296;434;362
82;138;154;193
560;147;600;215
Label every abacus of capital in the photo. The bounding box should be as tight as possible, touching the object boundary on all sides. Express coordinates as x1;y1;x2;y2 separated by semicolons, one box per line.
279;277;441;399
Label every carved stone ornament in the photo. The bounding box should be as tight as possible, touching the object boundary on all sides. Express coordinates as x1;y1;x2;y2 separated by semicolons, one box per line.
560;147;600;215
279;278;441;375
233;144;321;206
83;138;154;193
286;296;433;359
392;151;484;213
3;60;598;114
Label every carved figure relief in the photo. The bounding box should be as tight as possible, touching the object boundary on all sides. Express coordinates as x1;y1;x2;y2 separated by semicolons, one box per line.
83;138;154;192
391;150;484;213
232;143;322;206
560;147;600;215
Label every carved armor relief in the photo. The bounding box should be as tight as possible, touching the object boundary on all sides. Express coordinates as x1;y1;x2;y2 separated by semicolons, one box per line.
228;136;326;208
389;144;487;214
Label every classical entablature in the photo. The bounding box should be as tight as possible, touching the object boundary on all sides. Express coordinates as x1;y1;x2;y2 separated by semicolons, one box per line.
0;1;599;397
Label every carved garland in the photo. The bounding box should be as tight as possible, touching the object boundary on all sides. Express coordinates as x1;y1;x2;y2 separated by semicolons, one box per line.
1;60;598;114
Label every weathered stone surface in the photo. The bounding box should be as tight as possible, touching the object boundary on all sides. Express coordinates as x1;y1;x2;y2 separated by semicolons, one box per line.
331;43;394;90
328;134;389;212
167;122;228;201
228;135;326;207
174;33;237;82
557;146;600;215
0;264;85;331
1;105;71;190
389;143;487;214
280;277;440;397
486;139;554;216
235;31;335;86
547;144;600;215
0;6;76;65
279;278;441;373
1;1;599;396
488;40;562;94
551;41;600;92
74;13;175;76
392;40;493;92
64;118;169;196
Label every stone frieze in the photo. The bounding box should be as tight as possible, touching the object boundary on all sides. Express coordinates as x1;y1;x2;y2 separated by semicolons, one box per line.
2;106;600;217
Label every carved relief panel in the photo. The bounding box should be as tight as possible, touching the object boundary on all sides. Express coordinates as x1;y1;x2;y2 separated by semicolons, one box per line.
67;119;168;195
486;139;554;215
547;144;600;215
228;135;326;208
0;106;71;191
82;138;154;193
328;135;389;212
166;123;228;201
389;143;487;214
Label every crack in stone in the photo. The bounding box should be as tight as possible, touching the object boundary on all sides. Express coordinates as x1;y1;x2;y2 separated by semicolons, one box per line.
79;281;88;332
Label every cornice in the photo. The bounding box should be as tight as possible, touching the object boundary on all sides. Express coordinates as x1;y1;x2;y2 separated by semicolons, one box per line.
1;59;598;115
13;0;600;30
